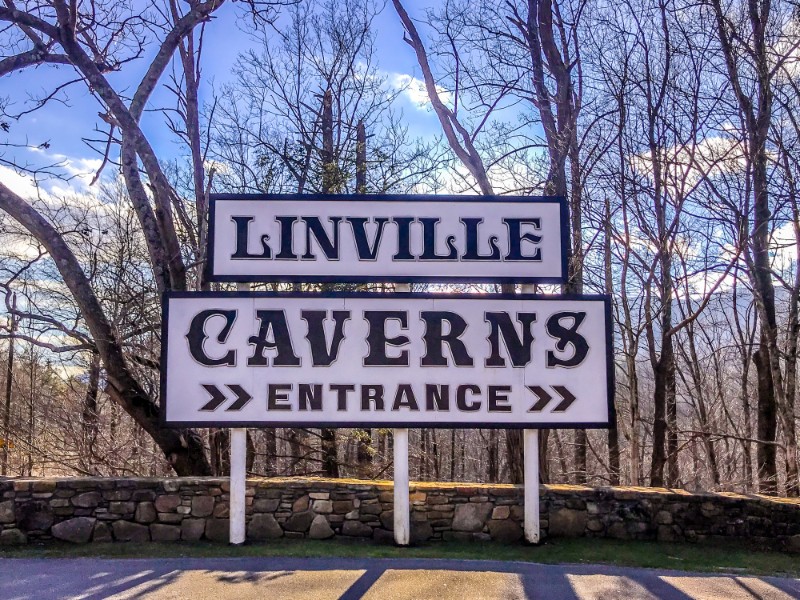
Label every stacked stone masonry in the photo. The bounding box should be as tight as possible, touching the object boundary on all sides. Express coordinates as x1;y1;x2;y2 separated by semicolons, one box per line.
1;477;798;552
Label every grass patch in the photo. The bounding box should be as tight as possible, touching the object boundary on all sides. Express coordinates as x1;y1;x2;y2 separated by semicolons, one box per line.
0;537;797;577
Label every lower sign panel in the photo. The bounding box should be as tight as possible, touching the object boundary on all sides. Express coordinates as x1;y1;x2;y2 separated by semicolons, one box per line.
161;292;614;428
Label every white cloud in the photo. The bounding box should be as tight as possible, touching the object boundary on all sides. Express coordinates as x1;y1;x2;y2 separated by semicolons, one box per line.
204;159;230;176
0;151;106;210
0;162;112;252
0;164;47;201
390;73;453;110
61;156;103;185
27;146;100;173
772;18;800;81
35;150;103;192
630;132;747;192
772;221;798;274
2;234;44;261
680;244;740;300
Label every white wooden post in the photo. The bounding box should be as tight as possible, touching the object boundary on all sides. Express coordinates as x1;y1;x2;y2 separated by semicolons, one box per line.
393;282;411;545
230;427;247;544
523;429;540;544
393;427;410;545
230;282;249;545
521;283;540;544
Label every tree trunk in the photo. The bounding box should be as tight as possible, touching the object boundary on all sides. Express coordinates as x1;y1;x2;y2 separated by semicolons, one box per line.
553;430;568;481
353;119;371;478
26;355;34;476
0;183;212;476
82;351;101;473
318;87;339;478
432;430;440;480
210;429;230;475
538;429;550;483
684;327;721;488
356;428;373;474
487;429;499;482
666;370;679;487
709;0;788;496
604;197;620;485
505;429;523;484
356;119;367;194
320;429;339;478
449;429;456;481
754;344;778;494
265;429;278;477
750;146;784;495
2;293;16;476
650;336;675;488
288;428;304;475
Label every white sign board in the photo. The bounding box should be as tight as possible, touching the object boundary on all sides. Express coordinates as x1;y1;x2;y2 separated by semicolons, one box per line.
161;292;613;428
207;195;567;284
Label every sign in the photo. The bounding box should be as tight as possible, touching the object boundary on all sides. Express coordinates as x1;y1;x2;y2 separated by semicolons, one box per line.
161;292;613;428
207;194;567;284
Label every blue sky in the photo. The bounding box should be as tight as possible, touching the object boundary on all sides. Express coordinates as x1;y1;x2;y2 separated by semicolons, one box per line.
2;0;441;192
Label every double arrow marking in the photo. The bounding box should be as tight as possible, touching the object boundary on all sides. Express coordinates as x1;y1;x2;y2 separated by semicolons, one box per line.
200;384;253;412
199;383;575;413
526;385;576;412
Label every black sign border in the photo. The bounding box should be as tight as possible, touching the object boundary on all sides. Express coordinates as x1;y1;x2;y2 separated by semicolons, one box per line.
160;291;615;430
206;194;569;284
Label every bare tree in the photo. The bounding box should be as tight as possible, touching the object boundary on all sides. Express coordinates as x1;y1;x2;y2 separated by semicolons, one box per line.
703;0;799;494
0;0;244;474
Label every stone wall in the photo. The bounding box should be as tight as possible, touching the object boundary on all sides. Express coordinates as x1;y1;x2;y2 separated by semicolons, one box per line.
1;477;799;552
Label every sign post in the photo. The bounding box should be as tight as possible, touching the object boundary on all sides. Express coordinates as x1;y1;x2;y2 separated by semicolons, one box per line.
161;193;613;546
393;427;410;545
394;282;411;546
523;429;540;543
229;427;247;544
521;282;539;544
230;282;250;545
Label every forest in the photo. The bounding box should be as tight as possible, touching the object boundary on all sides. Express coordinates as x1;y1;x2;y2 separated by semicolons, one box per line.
0;0;798;497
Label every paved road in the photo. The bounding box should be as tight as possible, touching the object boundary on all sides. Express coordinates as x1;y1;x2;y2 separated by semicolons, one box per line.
0;557;798;599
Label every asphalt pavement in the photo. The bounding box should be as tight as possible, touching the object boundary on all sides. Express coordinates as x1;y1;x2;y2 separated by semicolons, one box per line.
0;556;798;599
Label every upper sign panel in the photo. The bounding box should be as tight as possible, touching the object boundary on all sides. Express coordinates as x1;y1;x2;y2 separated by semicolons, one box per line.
208;194;568;283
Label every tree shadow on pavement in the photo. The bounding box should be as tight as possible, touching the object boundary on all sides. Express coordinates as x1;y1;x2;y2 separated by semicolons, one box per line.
1;557;799;599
